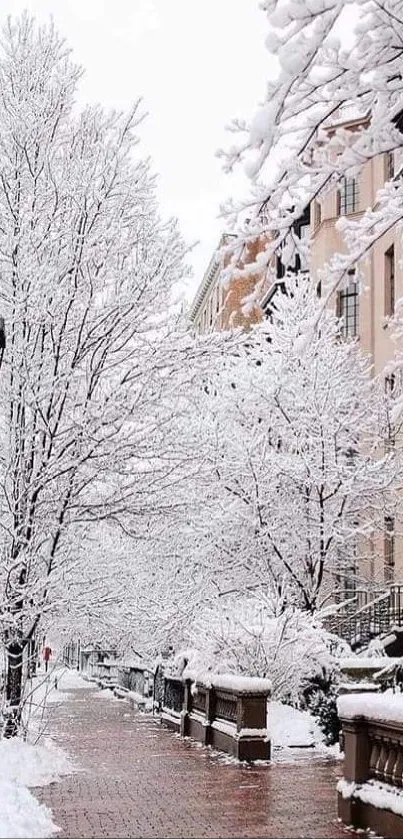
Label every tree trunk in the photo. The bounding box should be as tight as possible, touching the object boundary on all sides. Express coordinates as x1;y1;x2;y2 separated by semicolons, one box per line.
4;641;24;737
27;637;37;679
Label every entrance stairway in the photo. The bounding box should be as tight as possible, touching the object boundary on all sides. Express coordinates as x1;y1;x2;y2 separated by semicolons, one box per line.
327;584;403;652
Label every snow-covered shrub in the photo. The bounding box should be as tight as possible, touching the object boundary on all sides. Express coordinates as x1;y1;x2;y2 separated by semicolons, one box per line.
300;670;341;746
182;597;347;710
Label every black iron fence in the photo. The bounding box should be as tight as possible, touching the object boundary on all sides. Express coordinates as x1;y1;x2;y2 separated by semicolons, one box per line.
327;584;403;649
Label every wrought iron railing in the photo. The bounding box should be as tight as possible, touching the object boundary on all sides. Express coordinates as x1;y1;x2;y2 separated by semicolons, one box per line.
328;583;403;649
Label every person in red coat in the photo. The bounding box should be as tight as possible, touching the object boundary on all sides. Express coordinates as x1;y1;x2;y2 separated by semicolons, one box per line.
42;646;52;673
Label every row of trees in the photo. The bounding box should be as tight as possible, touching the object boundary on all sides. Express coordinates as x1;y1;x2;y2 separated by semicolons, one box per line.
2;3;403;732
0;15;230;729
125;279;400;659
116;1;403;699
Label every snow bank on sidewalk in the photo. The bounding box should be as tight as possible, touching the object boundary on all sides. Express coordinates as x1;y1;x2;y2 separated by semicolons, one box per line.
0;781;58;838
269;700;324;748
0;737;72;838
27;666;90;711
0;736;74;787
52;668;90;690
0;670;78;838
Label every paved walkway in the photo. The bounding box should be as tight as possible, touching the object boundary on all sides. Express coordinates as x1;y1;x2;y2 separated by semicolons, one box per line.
34;681;354;839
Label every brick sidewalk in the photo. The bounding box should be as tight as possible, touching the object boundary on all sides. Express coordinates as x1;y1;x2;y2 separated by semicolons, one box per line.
34;682;354;839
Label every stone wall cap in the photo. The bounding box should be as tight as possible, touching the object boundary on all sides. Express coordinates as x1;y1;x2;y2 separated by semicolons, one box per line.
338;693;403;725
186;671;272;694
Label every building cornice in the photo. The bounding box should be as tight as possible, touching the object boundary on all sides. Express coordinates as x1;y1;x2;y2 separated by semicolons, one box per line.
189;233;237;321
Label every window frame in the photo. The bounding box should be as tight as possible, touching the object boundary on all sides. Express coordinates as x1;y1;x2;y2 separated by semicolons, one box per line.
384;244;395;317
337;277;359;338
337;176;359;215
384;515;395;583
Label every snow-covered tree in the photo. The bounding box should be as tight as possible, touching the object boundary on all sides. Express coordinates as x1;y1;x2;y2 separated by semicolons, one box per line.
192;278;398;613
0;14;231;730
177;595;348;708
219;0;403;306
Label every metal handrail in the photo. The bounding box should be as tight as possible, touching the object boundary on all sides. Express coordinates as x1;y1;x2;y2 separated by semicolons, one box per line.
329;582;403;649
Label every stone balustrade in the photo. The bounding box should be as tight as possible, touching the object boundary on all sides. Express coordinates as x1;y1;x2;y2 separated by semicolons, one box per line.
338;693;403;838
97;660;119;687
161;672;271;761
116;662;154;708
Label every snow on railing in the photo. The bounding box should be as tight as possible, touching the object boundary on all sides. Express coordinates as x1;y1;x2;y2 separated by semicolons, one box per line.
337;692;403;835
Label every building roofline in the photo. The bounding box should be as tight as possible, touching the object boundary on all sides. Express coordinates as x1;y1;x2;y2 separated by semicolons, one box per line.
323;106;370;132
189;233;237;321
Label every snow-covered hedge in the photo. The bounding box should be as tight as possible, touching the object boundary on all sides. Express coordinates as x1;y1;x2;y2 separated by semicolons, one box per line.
176;598;347;706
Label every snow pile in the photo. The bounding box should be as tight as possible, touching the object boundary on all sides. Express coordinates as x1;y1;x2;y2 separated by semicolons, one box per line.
51;668;90;691
27;666;90;714
0;737;74;787
190;673;272;694
0;782;58;838
0;668;77;838
339;657;402;670
338;692;403;724
0;736;73;838
269;700;324;748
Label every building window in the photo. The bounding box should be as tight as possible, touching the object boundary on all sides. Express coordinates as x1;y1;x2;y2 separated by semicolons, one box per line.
385;151;395;181
337;277;359;338
385;245;395;317
313;200;321;229
384;515;395;583
297;222;310;271
337;177;359;215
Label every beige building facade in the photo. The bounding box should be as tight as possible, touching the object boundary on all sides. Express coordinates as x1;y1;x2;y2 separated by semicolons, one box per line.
309;129;403;587
190;118;403;590
189;233;267;333
311;147;403;378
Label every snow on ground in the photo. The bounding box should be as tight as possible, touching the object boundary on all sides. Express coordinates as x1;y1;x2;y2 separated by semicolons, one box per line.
25;665;90;715
51;667;90;690
0;781;58;839
269;700;324;748
0;736;73;839
0;667;80;839
268;701;341;763
0;736;74;787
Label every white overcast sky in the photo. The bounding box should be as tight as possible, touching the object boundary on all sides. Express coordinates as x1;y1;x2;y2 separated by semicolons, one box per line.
7;0;269;299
